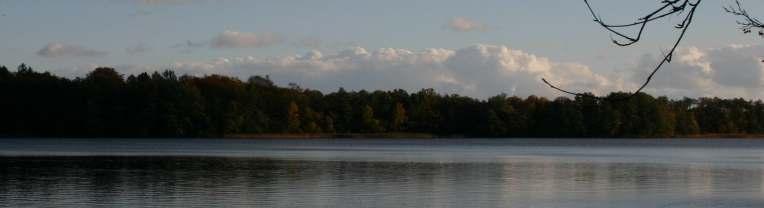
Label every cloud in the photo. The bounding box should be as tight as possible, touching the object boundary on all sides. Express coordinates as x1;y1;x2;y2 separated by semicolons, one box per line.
444;17;487;32
210;30;284;49
633;44;764;98
164;44;617;98
37;43;108;58
51;42;764;99
125;44;151;55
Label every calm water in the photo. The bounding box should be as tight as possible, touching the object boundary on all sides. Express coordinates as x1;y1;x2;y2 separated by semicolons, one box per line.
1;139;764;207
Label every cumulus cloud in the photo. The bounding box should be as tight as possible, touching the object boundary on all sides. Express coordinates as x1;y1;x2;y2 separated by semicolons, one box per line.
37;43;108;58
634;44;764;98
210;30;284;49
52;41;764;99
444;17;487;32
165;44;617;98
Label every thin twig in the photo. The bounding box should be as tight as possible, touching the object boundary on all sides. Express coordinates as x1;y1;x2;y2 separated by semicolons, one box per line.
543;0;703;101
725;0;764;36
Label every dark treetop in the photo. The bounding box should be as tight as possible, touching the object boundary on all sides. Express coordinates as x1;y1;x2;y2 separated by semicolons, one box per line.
2;64;763;138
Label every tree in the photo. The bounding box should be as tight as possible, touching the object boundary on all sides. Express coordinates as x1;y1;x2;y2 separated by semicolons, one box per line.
409;89;440;132
390;102;407;131
324;116;336;133
542;97;585;137
247;75;274;87
302;106;323;133
86;67;124;88
0;66;9;80
673;98;701;135
287;101;302;133
7;64;764;138
83;67;127;136
190;75;247;136
325;88;354;133
485;110;506;136
361;105;384;133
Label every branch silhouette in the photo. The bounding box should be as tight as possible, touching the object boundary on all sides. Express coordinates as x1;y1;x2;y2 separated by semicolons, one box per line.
725;0;764;36
543;0;703;100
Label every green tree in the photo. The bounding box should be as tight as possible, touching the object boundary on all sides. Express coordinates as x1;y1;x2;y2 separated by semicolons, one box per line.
485;110;506;136
390;102;407;131
83;67;127;136
362;105;384;133
302;107;323;133
287;101;302;133
673;98;700;136
323;116;336;133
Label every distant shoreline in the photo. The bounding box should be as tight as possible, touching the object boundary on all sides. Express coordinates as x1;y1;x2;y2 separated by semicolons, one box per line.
225;133;438;139
224;133;764;139
680;134;764;139
2;133;764;140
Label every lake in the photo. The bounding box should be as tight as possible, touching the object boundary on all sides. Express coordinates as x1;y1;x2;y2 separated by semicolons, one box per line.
1;138;764;207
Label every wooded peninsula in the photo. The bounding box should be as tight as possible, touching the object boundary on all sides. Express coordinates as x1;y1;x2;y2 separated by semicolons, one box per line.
2;64;763;138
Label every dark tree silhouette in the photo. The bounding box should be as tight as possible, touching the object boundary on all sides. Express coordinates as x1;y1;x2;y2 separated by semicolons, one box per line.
5;64;764;138
543;0;703;100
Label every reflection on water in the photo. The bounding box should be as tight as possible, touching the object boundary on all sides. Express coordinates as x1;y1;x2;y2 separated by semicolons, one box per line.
1;139;764;207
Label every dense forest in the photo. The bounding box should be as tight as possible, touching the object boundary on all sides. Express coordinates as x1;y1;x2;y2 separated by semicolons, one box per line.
2;64;764;138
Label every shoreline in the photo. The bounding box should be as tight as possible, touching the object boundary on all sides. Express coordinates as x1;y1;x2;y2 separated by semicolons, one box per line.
224;133;764;139
2;133;764;139
225;133;438;139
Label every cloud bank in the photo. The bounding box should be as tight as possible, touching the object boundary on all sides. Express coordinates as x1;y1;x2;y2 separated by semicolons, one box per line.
67;43;764;99
164;44;617;98
635;44;764;98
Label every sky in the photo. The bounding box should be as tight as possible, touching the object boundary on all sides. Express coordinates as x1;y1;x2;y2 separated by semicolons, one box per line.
1;0;764;99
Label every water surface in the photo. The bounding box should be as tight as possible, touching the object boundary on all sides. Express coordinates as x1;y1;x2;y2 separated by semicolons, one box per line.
1;138;764;207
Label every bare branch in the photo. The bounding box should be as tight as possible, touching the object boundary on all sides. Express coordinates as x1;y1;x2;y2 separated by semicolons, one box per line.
725;0;764;36
543;0;703;101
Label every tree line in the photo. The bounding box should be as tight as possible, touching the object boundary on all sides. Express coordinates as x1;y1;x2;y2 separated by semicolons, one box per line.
2;64;764;138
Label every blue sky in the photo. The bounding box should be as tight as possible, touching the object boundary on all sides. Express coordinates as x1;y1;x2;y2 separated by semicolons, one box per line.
1;0;764;98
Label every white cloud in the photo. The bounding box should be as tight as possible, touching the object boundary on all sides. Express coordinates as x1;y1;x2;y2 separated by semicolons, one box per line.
634;44;764;98
210;30;284;49
444;17;486;32
165;44;617;98
37;43;108;58
52;42;764;99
